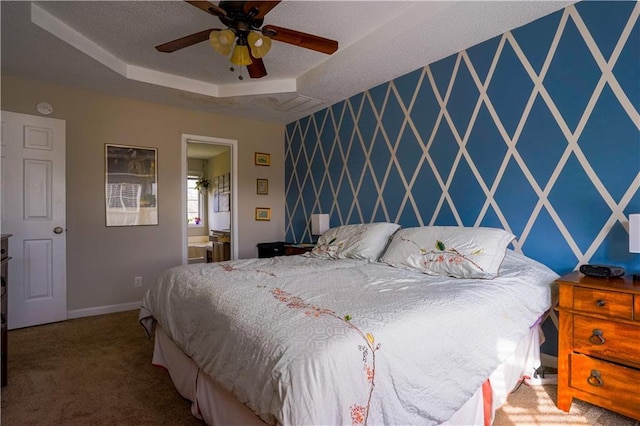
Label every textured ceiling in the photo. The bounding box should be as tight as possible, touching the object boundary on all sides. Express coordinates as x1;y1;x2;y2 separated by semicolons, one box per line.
1;1;574;124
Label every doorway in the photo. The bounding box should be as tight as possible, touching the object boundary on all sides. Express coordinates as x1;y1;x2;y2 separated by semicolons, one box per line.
181;134;238;264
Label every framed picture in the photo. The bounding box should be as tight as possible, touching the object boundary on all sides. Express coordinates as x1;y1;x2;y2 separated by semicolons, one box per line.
105;144;158;226
255;207;271;221
218;193;230;212
221;172;230;192
255;152;270;166
256;178;268;195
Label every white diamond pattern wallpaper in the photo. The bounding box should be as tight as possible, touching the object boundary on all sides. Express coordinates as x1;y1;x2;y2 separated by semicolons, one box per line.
286;1;639;277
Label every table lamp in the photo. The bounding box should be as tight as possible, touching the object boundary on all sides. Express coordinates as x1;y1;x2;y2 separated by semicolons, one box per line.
311;214;330;240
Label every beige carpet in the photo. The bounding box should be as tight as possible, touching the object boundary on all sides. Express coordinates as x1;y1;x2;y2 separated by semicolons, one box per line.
1;310;637;425
493;380;637;426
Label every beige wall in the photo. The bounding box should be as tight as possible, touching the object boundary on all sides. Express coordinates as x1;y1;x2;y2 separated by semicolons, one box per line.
1;75;285;312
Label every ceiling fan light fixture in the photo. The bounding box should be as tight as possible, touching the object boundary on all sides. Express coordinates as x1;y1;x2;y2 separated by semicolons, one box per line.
209;29;235;56
247;32;271;59
230;43;253;66
158;1;340;79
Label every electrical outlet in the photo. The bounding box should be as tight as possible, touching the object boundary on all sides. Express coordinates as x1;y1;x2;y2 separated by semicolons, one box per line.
134;276;142;288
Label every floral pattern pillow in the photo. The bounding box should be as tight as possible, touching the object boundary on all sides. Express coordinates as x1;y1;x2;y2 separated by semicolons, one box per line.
310;222;401;262
380;226;516;279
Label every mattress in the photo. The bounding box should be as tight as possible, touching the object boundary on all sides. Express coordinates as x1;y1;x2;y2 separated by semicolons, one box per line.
140;250;557;425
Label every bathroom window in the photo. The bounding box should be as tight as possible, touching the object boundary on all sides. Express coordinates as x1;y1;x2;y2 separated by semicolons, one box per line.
187;176;204;227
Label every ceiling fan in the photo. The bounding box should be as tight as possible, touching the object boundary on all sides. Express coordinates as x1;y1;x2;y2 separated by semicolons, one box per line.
155;1;339;79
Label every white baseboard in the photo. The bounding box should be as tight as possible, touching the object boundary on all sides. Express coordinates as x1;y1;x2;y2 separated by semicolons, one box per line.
67;301;140;319
541;353;558;369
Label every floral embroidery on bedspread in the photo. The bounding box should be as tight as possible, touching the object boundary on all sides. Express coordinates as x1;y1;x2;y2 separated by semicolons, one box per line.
402;237;485;271
311;236;341;257
220;263;276;277
217;263;380;425
271;288;380;426
311;228;365;258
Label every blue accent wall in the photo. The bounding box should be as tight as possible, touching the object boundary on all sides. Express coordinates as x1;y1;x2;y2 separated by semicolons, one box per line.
285;2;640;354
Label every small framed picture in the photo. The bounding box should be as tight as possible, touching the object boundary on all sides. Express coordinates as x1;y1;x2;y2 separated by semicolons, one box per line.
255;152;270;166
255;207;271;221
218;193;230;212
257;178;268;195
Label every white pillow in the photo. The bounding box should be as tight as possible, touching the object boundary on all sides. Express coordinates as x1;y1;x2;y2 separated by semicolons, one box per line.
310;222;401;262
380;226;516;278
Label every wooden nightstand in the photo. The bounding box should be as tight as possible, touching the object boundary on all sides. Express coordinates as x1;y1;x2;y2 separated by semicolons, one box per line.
283;244;315;256
556;271;640;420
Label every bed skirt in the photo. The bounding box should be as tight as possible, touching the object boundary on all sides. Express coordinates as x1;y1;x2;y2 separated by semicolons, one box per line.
152;324;542;425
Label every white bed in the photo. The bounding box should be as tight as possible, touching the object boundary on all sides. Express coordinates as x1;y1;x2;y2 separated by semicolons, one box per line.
139;224;558;425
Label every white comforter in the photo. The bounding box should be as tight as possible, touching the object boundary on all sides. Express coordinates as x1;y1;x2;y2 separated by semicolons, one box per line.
139;250;557;425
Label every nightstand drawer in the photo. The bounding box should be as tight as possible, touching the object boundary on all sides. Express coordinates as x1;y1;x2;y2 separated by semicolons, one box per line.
574;287;633;320
284;244;314;256
570;353;640;409
573;315;640;365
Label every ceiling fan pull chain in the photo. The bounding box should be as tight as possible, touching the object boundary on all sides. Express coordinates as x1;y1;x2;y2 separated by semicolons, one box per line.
228;66;244;81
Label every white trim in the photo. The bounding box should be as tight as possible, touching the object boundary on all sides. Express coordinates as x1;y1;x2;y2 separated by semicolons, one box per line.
182;134;239;265
67;302;140;319
30;3;296;98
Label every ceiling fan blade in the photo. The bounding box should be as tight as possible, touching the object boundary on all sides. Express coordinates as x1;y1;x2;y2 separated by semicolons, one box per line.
184;1;227;17
244;1;281;19
247;56;267;79
262;25;338;55
155;29;218;53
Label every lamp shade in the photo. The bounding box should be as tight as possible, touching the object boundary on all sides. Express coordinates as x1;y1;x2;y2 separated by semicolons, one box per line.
311;214;330;236
209;29;235;56
630;214;640;253
230;43;252;65
247;32;272;58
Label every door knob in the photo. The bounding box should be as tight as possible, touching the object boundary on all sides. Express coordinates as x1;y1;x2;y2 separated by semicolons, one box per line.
53;227;64;234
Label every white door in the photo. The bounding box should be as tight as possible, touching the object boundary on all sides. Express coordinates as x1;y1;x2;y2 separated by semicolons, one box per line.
1;110;67;329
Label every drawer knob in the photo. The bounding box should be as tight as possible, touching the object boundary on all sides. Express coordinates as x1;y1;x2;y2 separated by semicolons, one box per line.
587;369;603;387
589;329;605;345
595;299;606;307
